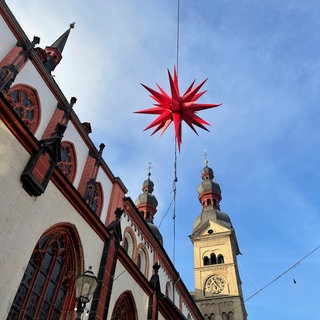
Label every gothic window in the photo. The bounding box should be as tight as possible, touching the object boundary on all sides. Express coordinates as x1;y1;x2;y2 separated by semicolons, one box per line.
166;282;173;300
137;253;141;270
6;84;41;133
228;312;234;320
210;253;217;265
222;312;228;320
217;254;224;264
122;230;135;259
210;313;215;320
111;291;137;320
136;247;148;277
123;237;129;253
203;256;209;266
58;141;76;183
84;181;103;216
7;226;80;320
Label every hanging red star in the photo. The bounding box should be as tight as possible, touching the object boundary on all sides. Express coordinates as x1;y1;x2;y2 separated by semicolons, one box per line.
135;67;221;151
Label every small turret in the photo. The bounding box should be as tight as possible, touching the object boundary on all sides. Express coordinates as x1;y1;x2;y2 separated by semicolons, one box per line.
135;163;163;244
44;23;75;73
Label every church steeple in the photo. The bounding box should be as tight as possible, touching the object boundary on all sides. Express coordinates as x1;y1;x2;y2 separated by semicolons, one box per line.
198;157;222;211
190;153;247;320
44;23;75;73
135;164;162;244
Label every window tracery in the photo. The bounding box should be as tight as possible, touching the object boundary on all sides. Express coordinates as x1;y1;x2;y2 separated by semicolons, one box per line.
7;227;79;319
6;84;41;133
111;291;137;320
58;141;76;183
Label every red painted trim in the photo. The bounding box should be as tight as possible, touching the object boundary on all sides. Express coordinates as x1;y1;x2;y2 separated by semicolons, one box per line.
6;84;41;134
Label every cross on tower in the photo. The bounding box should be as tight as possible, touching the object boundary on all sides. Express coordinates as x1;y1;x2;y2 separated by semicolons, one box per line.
204;149;209;166
147;162;152;178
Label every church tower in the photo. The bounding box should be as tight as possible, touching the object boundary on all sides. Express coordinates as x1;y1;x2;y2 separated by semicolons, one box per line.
135;165;163;245
190;158;247;320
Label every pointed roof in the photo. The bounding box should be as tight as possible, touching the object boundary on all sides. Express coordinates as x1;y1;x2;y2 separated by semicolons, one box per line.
49;22;75;54
44;23;75;73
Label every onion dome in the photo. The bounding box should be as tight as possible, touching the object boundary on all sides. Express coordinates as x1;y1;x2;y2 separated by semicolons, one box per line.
192;158;232;234
135;167;163;244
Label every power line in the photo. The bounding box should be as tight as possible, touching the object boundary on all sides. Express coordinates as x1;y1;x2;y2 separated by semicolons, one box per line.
244;244;320;303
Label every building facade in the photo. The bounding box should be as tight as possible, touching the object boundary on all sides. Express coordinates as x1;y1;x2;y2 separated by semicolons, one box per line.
190;162;247;320
190;160;247;320
0;2;203;319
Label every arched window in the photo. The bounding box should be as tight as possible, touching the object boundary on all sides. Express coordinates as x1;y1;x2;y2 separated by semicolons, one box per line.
136;247;148;277
58;141;76;183
7;225;81;319
222;312;228;320
228;312;234;320
123;237;129;253
217;254;224;264
91;182;103;216
85;181;104;217
166;281;173;300
203;256;209;266
111;291;137;320
122;230;135;259
6;84;41;133
207;199;211;206
210;313;216;320
210;253;217;265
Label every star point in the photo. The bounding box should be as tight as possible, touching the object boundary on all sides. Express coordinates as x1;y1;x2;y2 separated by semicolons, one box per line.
135;67;221;151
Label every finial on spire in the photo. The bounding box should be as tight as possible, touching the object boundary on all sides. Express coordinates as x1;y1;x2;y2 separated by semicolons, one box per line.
147;162;152;179
69;22;75;29
204;149;209;166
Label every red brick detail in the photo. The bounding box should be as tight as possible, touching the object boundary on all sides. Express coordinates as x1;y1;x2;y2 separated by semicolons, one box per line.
77;154;95;196
31;152;51;184
0;45;28;72
94;239;117;319
105;180;126;225
41;108;65;139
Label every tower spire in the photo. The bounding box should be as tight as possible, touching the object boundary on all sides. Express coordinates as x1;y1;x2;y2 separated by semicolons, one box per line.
44;23;75;73
135;165;163;244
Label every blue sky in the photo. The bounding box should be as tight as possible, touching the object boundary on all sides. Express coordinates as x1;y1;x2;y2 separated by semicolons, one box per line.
9;1;320;319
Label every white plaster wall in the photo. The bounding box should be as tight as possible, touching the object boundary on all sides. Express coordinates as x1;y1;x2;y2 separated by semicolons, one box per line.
109;262;149;320
0;121;104;318
0;15;16;60
96;168;113;224
120;212;155;280
13;61;57;139
61;121;89;188
158;267;171;297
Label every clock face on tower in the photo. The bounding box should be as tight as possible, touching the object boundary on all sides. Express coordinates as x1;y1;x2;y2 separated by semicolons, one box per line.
205;275;225;294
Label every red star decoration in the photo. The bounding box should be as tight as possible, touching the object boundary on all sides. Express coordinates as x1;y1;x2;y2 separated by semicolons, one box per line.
135;67;221;151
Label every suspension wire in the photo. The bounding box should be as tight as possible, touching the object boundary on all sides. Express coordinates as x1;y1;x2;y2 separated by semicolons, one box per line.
227;243;320;314
173;141;178;265
244;243;320;303
172;0;180;267
176;0;180;75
